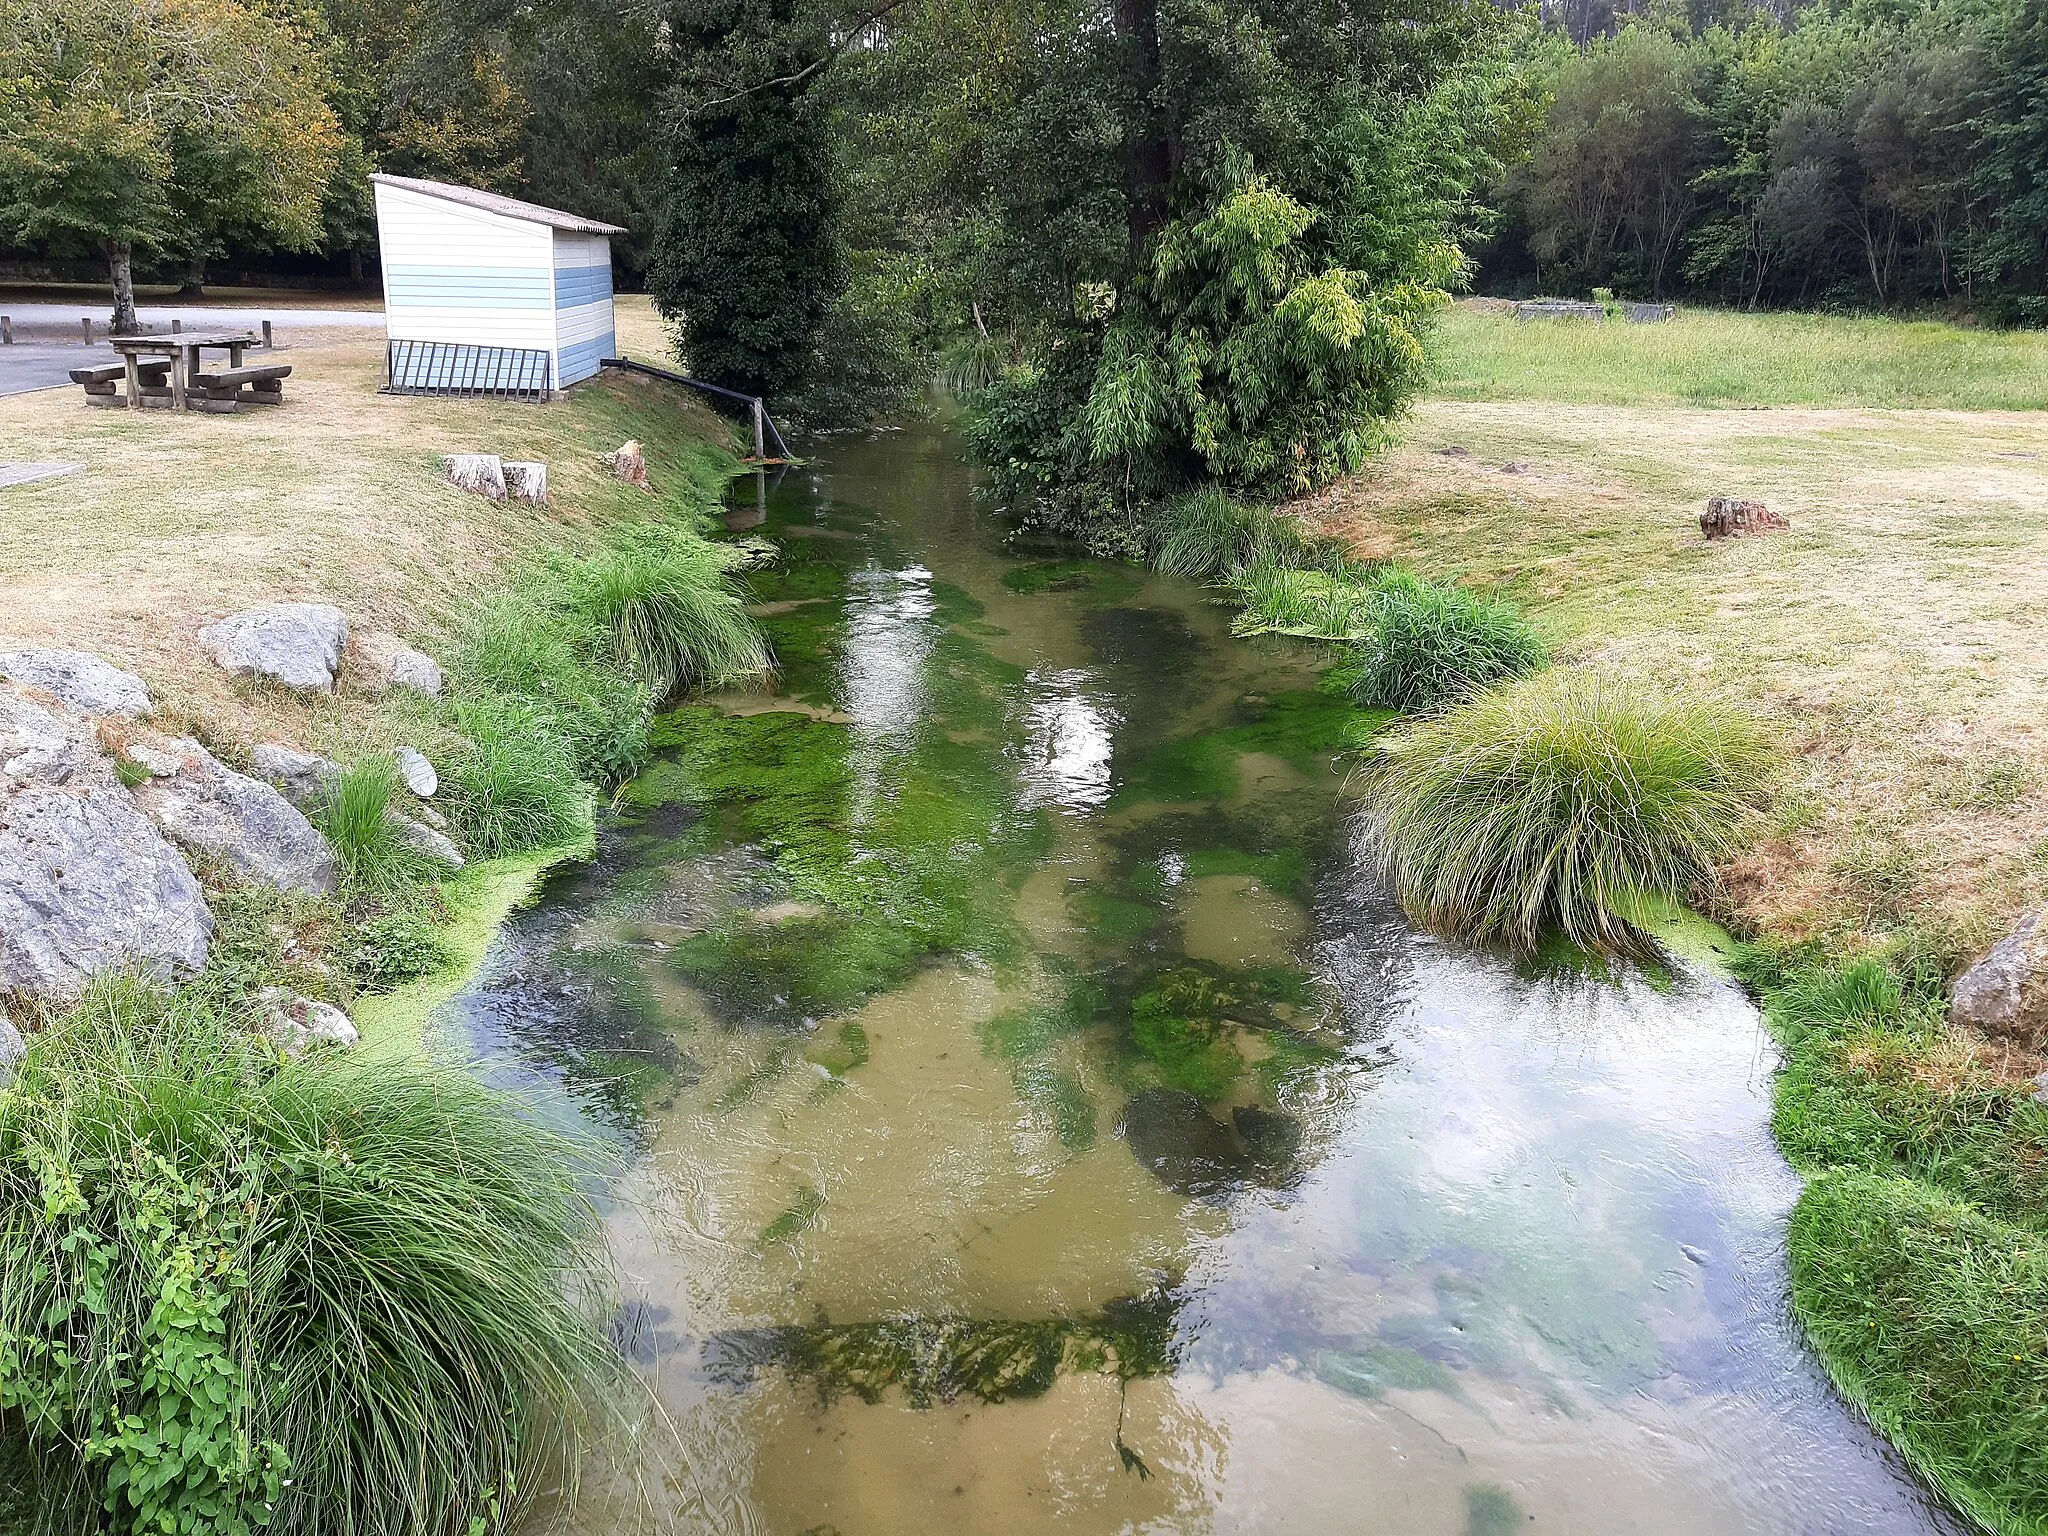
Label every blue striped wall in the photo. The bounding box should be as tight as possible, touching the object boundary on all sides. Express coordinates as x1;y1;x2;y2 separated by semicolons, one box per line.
554;263;613;309
559;330;617;387
385;264;552;309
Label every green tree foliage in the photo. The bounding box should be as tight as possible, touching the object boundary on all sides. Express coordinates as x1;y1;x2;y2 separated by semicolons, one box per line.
0;0;343;325
647;0;844;398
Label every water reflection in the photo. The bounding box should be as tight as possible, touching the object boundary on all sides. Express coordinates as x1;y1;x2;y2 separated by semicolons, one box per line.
437;426;1959;1536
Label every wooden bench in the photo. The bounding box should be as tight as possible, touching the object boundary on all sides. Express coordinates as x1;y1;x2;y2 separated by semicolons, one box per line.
193;362;291;405
72;361;169;397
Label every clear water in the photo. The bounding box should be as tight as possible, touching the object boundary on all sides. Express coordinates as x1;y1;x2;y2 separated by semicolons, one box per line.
443;427;1959;1535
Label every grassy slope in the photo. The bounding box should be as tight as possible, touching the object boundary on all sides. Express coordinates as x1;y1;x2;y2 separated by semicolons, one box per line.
1327;302;2048;1532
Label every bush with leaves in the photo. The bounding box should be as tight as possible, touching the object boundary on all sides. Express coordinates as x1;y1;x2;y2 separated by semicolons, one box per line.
0;979;622;1536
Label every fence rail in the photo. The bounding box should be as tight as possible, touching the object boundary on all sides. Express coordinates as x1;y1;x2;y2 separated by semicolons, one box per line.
383;340;551;401
600;356;790;461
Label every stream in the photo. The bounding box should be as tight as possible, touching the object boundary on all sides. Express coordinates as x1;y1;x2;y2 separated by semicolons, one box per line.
443;426;1959;1535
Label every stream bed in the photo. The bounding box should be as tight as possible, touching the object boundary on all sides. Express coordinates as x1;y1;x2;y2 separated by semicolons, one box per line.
442;427;1958;1535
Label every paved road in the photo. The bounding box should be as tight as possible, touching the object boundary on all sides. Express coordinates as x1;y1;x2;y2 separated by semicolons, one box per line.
0;303;384;397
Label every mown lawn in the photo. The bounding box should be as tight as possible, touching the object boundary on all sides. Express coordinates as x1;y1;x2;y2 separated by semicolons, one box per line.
1432;301;2048;411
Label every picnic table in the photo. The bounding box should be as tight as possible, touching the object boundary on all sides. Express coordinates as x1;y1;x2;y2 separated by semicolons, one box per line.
81;331;291;413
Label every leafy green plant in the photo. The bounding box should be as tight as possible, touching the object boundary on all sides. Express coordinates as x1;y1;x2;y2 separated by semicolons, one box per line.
1334;571;1548;713
1360;669;1775;952
341;907;454;990
569;524;771;696
0;978;623;1536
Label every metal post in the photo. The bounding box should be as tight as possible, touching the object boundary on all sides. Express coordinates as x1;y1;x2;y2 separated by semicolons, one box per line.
171;317;181;333
0;316;10;345
81;317;93;343
262;320;273;348
751;398;765;460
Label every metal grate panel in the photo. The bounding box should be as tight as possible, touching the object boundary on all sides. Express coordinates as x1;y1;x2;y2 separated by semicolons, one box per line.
383;340;552;401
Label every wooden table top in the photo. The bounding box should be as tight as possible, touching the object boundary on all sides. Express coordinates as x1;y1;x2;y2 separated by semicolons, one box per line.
108;331;258;350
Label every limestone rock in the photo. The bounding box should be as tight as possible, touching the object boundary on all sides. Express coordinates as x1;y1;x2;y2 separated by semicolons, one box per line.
261;988;358;1054
123;743;185;778
394;814;463;870
603;440;651;491
0;649;151;717
503;461;549;503
443;453;507;500
1701;497;1788;541
131;738;337;896
0;782;213;1002
356;632;443;697
410;799;448;830
198;603;348;692
1;683;103;787
394;745;437;798
1951;907;2048;1049
248;742;341;808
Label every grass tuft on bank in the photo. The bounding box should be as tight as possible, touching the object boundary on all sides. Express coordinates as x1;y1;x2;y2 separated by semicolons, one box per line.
1362;670;1776;952
0;977;625;1536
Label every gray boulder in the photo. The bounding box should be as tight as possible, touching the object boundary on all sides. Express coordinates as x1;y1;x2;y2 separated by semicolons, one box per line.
261;989;358;1054
1951;907;2048;1049
0;649;151;717
356;632;444;697
130;739;338;896
2;683;103;786
393;814;462;870
0;783;213;1002
198;603;348;692
248;742;341;808
394;745;437;798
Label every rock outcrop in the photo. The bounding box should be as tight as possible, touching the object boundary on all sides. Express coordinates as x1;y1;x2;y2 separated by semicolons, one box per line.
2;682;213;1001
394;814;462;870
1951;907;2048;1049
248;742;341;808
130;738;338;896
198;603;348;692
356;633;444;697
0;648;151;717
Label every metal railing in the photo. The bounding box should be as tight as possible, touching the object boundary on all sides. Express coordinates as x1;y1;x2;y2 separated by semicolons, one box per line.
383;340;551;401
600;356;790;460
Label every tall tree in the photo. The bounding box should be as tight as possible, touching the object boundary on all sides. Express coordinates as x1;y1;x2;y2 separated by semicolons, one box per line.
0;0;342;329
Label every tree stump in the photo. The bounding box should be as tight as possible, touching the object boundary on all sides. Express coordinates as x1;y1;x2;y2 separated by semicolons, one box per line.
603;440;651;491
1700;497;1787;540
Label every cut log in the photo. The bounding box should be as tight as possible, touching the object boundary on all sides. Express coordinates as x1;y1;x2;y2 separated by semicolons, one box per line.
503;461;549;503
442;454;507;500
71;362;169;387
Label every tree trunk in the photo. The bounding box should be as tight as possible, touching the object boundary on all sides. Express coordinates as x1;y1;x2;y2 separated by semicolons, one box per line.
1115;0;1171;264
176;252;206;299
106;241;138;334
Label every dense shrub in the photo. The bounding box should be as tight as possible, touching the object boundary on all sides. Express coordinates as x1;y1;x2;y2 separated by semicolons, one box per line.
1147;487;1334;582
0;979;622;1536
1336;571;1548;713
1360;669;1774;951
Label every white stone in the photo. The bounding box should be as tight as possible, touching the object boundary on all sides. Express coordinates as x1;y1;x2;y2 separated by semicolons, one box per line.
0;683;102;786
0;649;151;717
124;743;186;778
130;739;338;897
394;745;437;798
198;603;349;692
393;814;463;870
261;988;358;1054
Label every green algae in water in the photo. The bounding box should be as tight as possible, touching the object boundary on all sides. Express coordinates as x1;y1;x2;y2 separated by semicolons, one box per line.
1464;1484;1527;1536
1313;1344;1465;1402
676;911;924;1027
1015;1059;1098;1151
1001;560;1145;604
1110;689;1383;808
761;1183;825;1244
806;1020;872;1075
1123;962;1329;1103
711;1290;1182;1409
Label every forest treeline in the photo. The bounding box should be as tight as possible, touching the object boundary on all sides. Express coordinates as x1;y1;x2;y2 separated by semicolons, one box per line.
1487;0;2048;320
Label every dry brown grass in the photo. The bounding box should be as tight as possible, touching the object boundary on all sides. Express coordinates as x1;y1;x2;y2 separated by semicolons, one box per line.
0;296;733;763
1308;397;2048;957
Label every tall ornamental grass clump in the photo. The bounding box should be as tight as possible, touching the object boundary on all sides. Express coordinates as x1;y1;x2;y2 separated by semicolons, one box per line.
569;523;771;695
1360;669;1775;952
0;980;624;1536
1230;563;1382;641
1147;486;1335;580
1336;571;1549;713
313;756;434;894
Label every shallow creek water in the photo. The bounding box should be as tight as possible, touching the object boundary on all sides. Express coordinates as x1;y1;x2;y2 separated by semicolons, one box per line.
444;427;1958;1535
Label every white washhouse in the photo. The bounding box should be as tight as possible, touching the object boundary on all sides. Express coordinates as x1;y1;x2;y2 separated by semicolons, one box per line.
370;174;625;397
